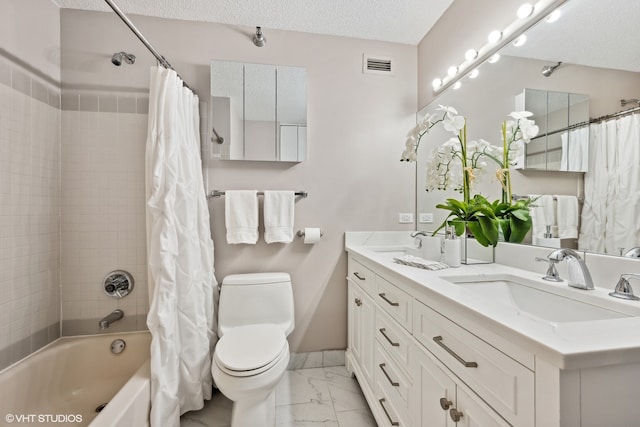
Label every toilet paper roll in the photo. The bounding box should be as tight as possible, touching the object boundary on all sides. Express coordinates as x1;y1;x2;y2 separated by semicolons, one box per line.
303;228;322;244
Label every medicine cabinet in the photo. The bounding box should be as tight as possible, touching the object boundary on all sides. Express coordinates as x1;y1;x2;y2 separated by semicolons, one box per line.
210;60;307;162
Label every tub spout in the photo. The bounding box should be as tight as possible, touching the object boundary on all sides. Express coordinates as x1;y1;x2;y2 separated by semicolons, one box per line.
99;309;124;329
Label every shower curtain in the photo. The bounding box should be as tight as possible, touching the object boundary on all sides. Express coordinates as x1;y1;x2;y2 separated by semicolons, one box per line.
579;114;640;254
145;66;217;427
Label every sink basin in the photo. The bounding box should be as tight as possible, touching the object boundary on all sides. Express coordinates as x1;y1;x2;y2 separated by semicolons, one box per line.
369;246;422;258
444;274;629;323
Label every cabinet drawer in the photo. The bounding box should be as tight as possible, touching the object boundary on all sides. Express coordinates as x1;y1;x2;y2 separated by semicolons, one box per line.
374;374;410;427
413;300;534;427
376;276;413;333
375;308;412;369
375;342;411;413
348;258;375;295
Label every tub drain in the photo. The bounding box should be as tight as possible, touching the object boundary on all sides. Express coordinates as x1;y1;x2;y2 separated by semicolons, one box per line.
95;402;108;413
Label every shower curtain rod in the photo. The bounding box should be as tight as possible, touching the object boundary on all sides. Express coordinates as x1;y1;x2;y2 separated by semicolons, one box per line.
531;106;640;141
103;0;194;92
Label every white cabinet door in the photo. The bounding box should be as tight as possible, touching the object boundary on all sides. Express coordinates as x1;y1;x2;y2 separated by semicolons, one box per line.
413;344;456;427
348;281;375;386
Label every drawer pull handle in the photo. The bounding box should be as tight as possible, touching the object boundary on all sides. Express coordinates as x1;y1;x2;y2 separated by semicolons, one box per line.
379;328;400;347
378;292;400;306
353;272;366;280
433;336;478;368
450;408;464;422
379;363;400;387
378;398;400;426
439;397;452;410
355;298;362;307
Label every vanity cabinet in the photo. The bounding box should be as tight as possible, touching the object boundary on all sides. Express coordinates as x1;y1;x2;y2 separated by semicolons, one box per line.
346;254;531;427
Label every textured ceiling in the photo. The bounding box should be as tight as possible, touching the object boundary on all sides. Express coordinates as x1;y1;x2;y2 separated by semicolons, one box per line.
52;0;454;45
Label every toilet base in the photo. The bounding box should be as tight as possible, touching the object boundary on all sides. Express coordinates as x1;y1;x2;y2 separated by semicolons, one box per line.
231;390;275;427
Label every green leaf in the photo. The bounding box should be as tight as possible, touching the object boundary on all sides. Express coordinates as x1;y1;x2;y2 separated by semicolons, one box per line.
508;216;532;243
477;216;499;246
467;221;491;247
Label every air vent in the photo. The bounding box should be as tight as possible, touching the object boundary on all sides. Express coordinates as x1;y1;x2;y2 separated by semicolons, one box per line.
363;54;394;76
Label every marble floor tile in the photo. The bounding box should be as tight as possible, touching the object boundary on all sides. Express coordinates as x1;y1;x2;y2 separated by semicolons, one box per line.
336;408;377;427
276;400;339;427
275;368;332;406
180;366;375;427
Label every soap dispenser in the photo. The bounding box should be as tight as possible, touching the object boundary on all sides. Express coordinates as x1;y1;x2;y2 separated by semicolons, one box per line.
443;226;461;267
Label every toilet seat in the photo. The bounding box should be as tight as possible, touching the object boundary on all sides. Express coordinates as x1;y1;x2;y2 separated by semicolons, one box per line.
214;324;288;377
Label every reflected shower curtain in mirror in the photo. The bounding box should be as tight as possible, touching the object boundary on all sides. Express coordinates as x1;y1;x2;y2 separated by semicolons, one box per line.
580;114;640;254
145;66;218;427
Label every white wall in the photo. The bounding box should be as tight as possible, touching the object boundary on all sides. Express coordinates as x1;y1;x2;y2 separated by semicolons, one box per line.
60;10;417;352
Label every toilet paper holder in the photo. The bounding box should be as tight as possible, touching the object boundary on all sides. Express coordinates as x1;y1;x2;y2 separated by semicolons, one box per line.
296;229;324;238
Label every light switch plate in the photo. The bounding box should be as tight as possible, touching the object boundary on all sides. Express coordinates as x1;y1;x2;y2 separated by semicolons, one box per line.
419;213;434;223
399;213;414;224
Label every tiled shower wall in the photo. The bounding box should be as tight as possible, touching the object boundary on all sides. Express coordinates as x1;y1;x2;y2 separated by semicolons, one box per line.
0;57;61;370
60;93;149;335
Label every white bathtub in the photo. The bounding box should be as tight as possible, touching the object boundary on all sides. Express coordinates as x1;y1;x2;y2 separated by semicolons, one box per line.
0;331;151;426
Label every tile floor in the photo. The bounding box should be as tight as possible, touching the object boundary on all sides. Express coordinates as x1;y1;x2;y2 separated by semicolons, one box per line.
180;366;377;427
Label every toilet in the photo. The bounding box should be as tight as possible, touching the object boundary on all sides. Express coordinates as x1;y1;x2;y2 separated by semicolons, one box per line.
212;272;295;427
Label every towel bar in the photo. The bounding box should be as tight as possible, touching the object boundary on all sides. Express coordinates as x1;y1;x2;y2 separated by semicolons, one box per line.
207;190;308;199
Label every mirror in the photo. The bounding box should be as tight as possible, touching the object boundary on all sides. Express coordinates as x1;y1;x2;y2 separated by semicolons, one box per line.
515;89;589;171
416;0;640;257
210;60;307;162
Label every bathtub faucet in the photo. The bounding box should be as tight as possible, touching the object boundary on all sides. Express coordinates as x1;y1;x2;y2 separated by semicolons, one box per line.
99;309;124;329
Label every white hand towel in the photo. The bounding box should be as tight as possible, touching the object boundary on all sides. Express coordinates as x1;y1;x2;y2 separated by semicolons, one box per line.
263;191;295;243
225;190;258;244
530;195;555;238
555;195;579;239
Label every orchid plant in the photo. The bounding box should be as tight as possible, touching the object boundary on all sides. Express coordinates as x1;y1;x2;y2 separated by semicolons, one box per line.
401;106;539;246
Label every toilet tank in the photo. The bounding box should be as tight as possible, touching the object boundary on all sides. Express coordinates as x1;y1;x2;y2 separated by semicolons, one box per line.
218;272;294;337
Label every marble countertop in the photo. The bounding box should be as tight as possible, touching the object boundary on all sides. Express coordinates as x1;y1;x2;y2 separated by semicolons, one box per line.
345;231;640;370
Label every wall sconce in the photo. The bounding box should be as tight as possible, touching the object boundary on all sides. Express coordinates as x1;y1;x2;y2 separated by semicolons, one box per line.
431;0;568;94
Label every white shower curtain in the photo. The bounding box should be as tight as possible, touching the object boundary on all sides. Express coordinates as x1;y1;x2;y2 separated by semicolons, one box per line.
145;66;217;427
579;113;640;254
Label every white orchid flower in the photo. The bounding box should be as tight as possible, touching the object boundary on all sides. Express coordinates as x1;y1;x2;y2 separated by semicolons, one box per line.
442;115;465;134
509;111;534;120
437;105;459;117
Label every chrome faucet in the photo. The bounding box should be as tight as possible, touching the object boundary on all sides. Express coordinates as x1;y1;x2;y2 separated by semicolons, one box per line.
411;231;430;248
610;274;640;300
99;309;124;329
548;249;594;290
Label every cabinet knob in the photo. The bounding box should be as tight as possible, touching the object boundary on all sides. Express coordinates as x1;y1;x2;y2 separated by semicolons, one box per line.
354;298;362;306
439;397;452;410
449;408;463;422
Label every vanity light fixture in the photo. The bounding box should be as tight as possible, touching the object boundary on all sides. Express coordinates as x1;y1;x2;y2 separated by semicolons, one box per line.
513;34;528;47
488;53;501;64
488;30;503;43
545;9;562;22
453;81;462;90
468;69;479;79
430;0;568;94
517;3;535;19
465;49;479;61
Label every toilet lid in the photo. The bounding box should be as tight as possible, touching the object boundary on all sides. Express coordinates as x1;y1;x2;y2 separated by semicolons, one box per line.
215;324;288;375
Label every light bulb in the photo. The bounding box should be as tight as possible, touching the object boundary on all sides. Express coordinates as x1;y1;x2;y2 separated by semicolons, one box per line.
453;82;462;90
488;53;501;64
432;78;442;89
468;69;479;79
517;3;534;19
447;66;458;77
513;34;527;47
488;30;503;43
465;49;478;61
545;9;562;23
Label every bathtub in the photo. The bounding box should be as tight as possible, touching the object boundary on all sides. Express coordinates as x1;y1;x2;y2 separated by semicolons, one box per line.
0;331;151;426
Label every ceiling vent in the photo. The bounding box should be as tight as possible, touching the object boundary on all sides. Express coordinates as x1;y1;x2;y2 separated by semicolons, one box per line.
363;54;394;76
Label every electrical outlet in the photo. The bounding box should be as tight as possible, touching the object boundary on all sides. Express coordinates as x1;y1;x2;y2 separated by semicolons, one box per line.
398;213;414;224
419;213;434;223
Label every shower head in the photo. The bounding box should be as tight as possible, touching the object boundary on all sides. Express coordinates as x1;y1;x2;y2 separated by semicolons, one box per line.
252;27;266;47
541;61;562;77
111;51;136;66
